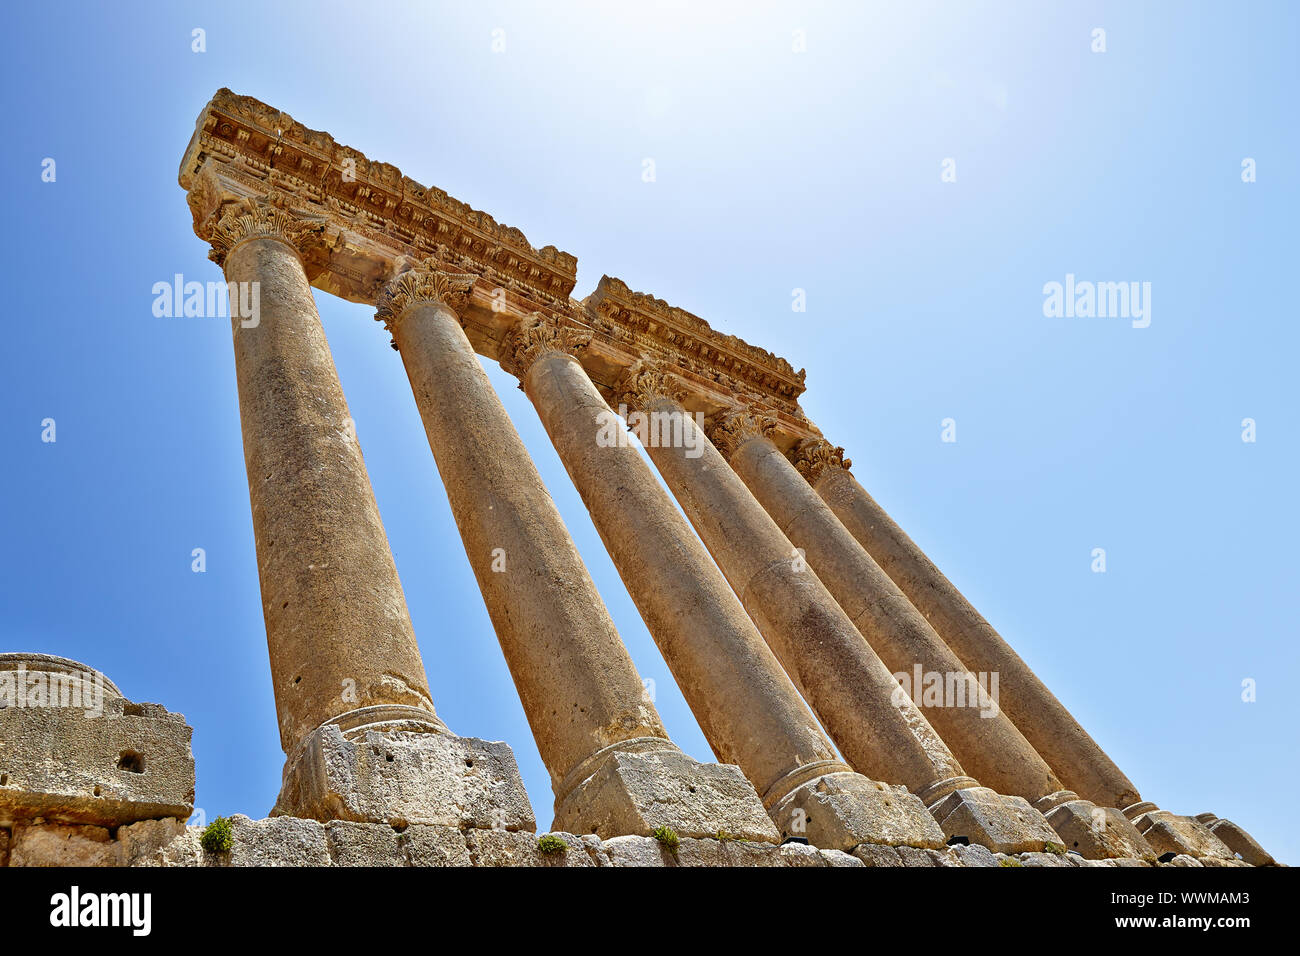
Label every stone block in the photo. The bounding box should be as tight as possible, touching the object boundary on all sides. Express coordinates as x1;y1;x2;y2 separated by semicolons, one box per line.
952;843;999;867
1133;812;1233;860
0;655;194;827
1204;818;1276;866
553;746;778;843
897;845;936;867
467;829;599;867
601;834;673;866
276;725;535;831
674;837;786;867
1163;854;1202;867
928;786;1063;855
225;814;329;866
769;771;946;852
852;843;903;867
778;842;828;867
325;820;406;866
1019;851;1075;867
9;821;119;867
820;849;864;867
398;825;472;867
118;817;199;867
1046;800;1156;860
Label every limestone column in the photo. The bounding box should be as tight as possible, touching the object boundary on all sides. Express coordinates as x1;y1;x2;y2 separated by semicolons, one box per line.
614;360;1076;854
500;317;950;850
373;264;777;843
713;411;1070;806
197;193;530;831
791;438;1256;859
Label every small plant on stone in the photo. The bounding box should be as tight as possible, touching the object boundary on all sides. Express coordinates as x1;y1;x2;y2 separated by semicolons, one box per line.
998;857;1023;867
715;830;741;842
651;825;680;852
1043;841;1066;856
537;834;568;855
201;816;234;855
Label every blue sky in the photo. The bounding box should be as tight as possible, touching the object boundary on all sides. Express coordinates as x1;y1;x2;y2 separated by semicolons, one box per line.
3;1;1296;862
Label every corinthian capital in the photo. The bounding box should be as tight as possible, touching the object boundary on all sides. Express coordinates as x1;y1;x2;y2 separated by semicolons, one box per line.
374;259;476;340
705;408;779;461
615;358;687;411
500;313;592;379
201;190;327;267
788;438;853;484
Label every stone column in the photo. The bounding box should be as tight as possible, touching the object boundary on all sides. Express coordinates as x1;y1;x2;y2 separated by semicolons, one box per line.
791;438;1252;860
714;411;1068;802
374;266;777;843
198;194;530;830
501;318;948;850
615;362;1074;854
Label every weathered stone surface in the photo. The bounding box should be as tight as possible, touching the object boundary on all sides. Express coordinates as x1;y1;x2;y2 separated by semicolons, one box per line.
554;747;779;843
0;827;8;867
325;821;406;867
1203;817;1276;866
1134;813;1233;860
9;822;119;867
952;843;999;867
118;817;200;867
853;843;904;867
1019;851;1075;868
225;814;330;867
601;834;673;867
820;849;864;867
398;825;473;866
1046;800;1156;860
1163;854;1203;867
929;787;1062;855
770;771;946;851
778;842;828;867
0;655;194;828
467;829;599;867
897;846;936;867
277;725;535;831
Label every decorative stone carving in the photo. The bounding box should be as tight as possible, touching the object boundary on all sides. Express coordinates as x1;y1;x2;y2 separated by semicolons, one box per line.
500;312;592;379
615;358;688;409
374;259;476;343
789;437;852;484
200;191;327;266
705;408;779;461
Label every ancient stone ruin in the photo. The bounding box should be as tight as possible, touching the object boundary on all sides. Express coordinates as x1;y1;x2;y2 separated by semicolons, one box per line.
0;90;1275;868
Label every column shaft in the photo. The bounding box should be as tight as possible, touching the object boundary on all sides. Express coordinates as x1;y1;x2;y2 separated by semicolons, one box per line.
218;220;438;754
812;457;1139;809
383;289;667;797
516;343;844;804
719;416;1065;804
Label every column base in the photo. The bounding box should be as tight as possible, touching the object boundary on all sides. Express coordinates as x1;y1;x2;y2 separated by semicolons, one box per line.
768;771;947;852
1124;805;1233;860
273;706;534;831
927;787;1063;855
552;739;780;843
1195;814;1276;866
1043;798;1156;860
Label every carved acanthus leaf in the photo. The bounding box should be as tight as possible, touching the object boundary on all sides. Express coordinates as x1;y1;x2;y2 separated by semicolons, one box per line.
203;191;327;266
500;313;592;379
373;259;476;339
705;408;779;461
788;438;852;484
615;358;688;411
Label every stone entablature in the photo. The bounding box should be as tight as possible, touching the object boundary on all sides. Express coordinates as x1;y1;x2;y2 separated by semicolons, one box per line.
178;89;817;447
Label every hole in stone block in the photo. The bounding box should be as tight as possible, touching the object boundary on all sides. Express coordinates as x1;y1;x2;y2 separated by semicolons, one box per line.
117;750;146;774
282;602;289;609
947;835;970;846
93;786;101;796
385;753;394;762
464;758;473;768
0;773;8;786
1157;851;1177;863
293;676;302;685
